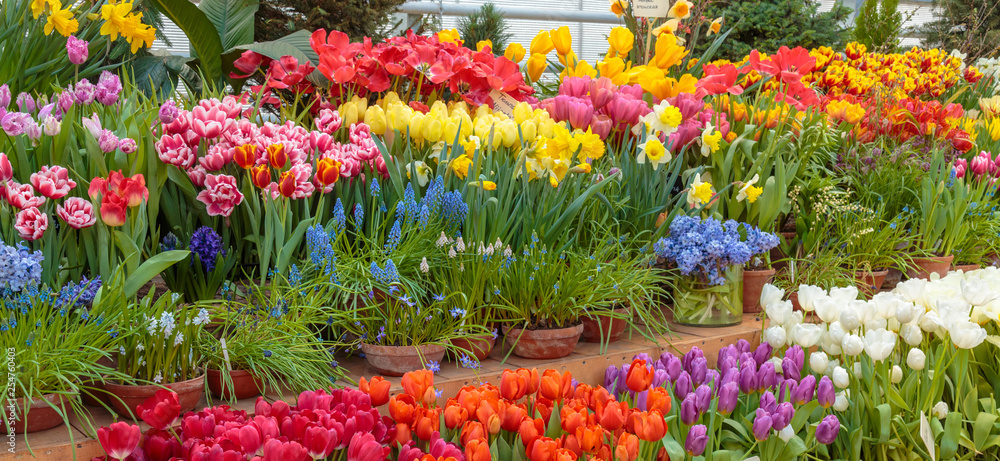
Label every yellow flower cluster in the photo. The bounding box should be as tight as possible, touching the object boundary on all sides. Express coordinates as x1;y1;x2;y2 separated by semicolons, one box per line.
100;1;156;53
31;0;78;37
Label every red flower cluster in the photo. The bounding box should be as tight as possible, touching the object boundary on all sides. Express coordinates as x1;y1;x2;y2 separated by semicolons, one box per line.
88;170;149;227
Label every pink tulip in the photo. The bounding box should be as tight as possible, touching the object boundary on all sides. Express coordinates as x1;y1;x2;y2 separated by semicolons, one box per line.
162;109;190;135
155;133;196;169
30;165;76;199
15;206;48;241
196;174;244;216
187;165;208;187
199;144;230;171
954;158;968;178
0;152;12;182
118;138;137;154
4;182;46;210
56;197;97;229
567;98;595;131
589;77;616;110
315;108;343;134
559;76;591;98
590;115;613;139
971;152;991;177
191;105;233;139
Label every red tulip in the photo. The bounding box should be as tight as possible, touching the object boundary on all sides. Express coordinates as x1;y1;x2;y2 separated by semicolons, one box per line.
234;144;258;169
267;143;287;169
142;429;181;461
278;171;296;198
97;421;140;461
100;191;128;227
251;165;271;189
625;359;653;393
346;432;390;461
302;425;339;460
315;157;341;186
262;438;309;461
136;389;181;431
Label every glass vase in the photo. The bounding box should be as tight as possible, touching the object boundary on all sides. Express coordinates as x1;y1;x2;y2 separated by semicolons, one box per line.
672;266;744;327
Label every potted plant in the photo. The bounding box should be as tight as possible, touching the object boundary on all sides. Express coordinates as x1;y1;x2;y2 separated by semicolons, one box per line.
104;290;208;416
832;201;914;297
950;201;998;272
654;216;778;326
158;226;238;302
197;273;348;401
908;153;978;279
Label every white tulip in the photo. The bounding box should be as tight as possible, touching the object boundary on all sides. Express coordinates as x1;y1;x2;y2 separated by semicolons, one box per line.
763;326;787;348
853;300;876;326
863;328;897;362
810;351;829;374
949;320;988;349
961;278;998;306
900;324;923;346
864;317;888;331
778;425;795;442
832;366;850;388
821;334;843;355
906;348;926;371
833;391;850;411
933;401;948;419
839;305;861;332
786;310;804;328
793;323;824;348
770;357;784;374
42;116;61;136
895;278;927;303
891;365;903;384
829;286;860;303
765;299;793;326
895;302;916;324
852;362;863;378
872;292;901;320
760;284;785;309
827;321;847;344
841;334;864;356
797;285;826;312
814;297;840;324
919;311;945;334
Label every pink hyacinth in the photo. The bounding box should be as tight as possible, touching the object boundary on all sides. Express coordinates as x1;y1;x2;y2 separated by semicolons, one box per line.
57;197;97;229
156;134;196;169
196;174;244;217
15;206;48;241
30;165;76;200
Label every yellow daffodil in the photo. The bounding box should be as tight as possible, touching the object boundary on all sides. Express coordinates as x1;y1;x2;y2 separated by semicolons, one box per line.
429;142;448;162
504;43;526;63
609;0;627;17
551;26;573;56
643;100;683;135
571;163;593;174
30;0;52;19
708;17;723;36
126;23;156;52
44;3;79;37
736;174;762;203
437;29;462;45
477;40;493;53
569;128;605;161
687;173;714;206
405;161;432;187
472;180;498;191
99;1;135;41
668;0;692;19
607;27;634;57
637;136;671;171
530;30;554;56
526;53;548;82
651;19;680;37
450;154;473;179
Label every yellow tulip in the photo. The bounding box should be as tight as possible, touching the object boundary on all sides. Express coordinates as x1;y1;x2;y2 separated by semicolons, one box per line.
437;28;462;45
988;117;1000;142
537;118;556;138
442;119;460;144
352;95;368;115
429;100;449;116
409;112;426;141
639;68;698;100
597;57;629;85
563;58;597;79
499;119;519;147
513;102;533;125
526;53;548;82
387;104;412;132
551;26;573;56
558;50;578;68
477;40;493;53
474;104;492;119
651;33;689;70
423;118;443;143
364;105;386;135
504;43;526;63
340;102;359;128
530;31;554;55
607;27;634;57
519;120;537;143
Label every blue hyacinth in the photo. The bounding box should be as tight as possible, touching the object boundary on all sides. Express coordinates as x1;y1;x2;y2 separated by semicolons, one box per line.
385;219;402;254
190;227;226;272
654;216;778;286
353;204;364;229
0;240;43;293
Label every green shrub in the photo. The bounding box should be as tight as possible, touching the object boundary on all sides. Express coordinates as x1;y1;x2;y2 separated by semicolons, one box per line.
255;0;407;42
921;0;1000;60
457;3;512;53
853;0;904;52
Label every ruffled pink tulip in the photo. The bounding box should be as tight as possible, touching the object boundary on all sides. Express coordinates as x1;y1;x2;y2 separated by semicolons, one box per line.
30;165;76;199
315;108;343;134
196;174;245;217
4;182;46;210
15;206;48;240
156;133;196;169
57;197;97;229
191;105;234;139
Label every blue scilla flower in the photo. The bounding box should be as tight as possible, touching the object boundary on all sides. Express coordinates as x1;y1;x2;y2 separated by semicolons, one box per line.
332;199;347;237
190;227;225;272
263;350;272;358
432;293;445;302
427;360;441;373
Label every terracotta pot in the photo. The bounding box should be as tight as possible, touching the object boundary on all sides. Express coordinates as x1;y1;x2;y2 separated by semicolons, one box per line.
855;269;889;297
103;374;205;417
788;292;801;311
770;232;797;272
504;324;584;360
742;269;776;313
360;343;446;377
952;264;981;273
450;336;496;361
906;255;954;280
13;393;72;433
581;308;630;343
882;267;903;290
207;369;264;400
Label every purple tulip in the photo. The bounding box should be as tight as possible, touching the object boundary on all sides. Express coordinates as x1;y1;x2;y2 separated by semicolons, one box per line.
719;355;737;377
794;375;816;405
739;363;758;394
636;390;648;411
675;371;693;400
683;347;705;373
757;362;778;391
771;402;794;431
690;357;708;386
685;425;708;456
651;369;669;389
736;339;752;355
694;385;713;413
720;368;739;388
782;357;801;382
717;345;737;368
718;382;739;415
759;391;778;414
37;103;54;121
16;93;35;114
159;100;179;124
705;370;720;389
66;36;89;65
753;409;772;441
652;360;666;372
778;379;797;403
604;365;621;394
74;79;96;105
56;91;74;116
665;355;683;382
815;415;841;444
817;376;836;408
680;394;700;425
738;353;755;369
753;343;773;366
96;71;122;106
0;84;10;108
785;345;805;371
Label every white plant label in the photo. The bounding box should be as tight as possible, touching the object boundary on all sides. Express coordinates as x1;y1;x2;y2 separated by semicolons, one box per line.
221;337;232;372
633;0;670;18
490;89;519;117
920;412;936;460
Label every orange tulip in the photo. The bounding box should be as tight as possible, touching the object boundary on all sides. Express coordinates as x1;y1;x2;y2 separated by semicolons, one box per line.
615;433;639;461
560;406;587;435
501;369;528;401
267;143;287;169
519;417;545;447
415;408;440;441
645;387;672;416
589;386;612;413
315;157;341;186
598;401;626;432
486;413;501;435
535;399;554;423
389;394;418;424
527;437;560;461
456;386;483;416
560;434;582;458
540;370;566;401
278;171;296;198
250;165;270;188
632;410;667;442
358;376;391;407
444;403;469;429
520;368;540;396
575;425;605;454
499;401;528;432
555;448;578;461
625;359;653;393
234;144;257;169
402;369;435;405
475;399;498;425
465;438;491;461
395;422;412;445
461;421;486;446
572;383;593;403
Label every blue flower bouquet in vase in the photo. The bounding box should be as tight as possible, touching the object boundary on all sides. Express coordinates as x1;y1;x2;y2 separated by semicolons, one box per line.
655;216;779;327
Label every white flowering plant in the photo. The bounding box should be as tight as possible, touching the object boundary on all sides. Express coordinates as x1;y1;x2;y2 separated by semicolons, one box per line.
114;290;208;384
759;267;1000;459
422;231;511;329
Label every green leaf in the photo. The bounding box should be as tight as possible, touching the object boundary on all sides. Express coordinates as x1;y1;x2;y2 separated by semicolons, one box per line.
973;412;998;452
661;436;685;461
940;412;961;459
124;250;190;298
876;403;891;443
146;0;225;86
199;0;257;51
229;30;319;66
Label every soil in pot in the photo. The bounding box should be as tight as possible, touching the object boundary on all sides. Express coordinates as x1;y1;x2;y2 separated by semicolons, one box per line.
103;374;205;417
207;369;265;400
504;324;584;360
855;269;889;297
360;343;446;377
742;269;776;313
907;255;954;280
13;393;73;433
450;336;496;362
581;308;630;343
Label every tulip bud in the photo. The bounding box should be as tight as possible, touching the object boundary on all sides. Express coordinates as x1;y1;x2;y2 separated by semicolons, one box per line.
933;401;948;419
832;366;850;389
906;348;926;371
833;391;849;411
890;365;903;384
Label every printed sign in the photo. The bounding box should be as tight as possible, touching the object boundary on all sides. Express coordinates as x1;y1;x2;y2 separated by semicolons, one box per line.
632;0;670;17
490;89;519;117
